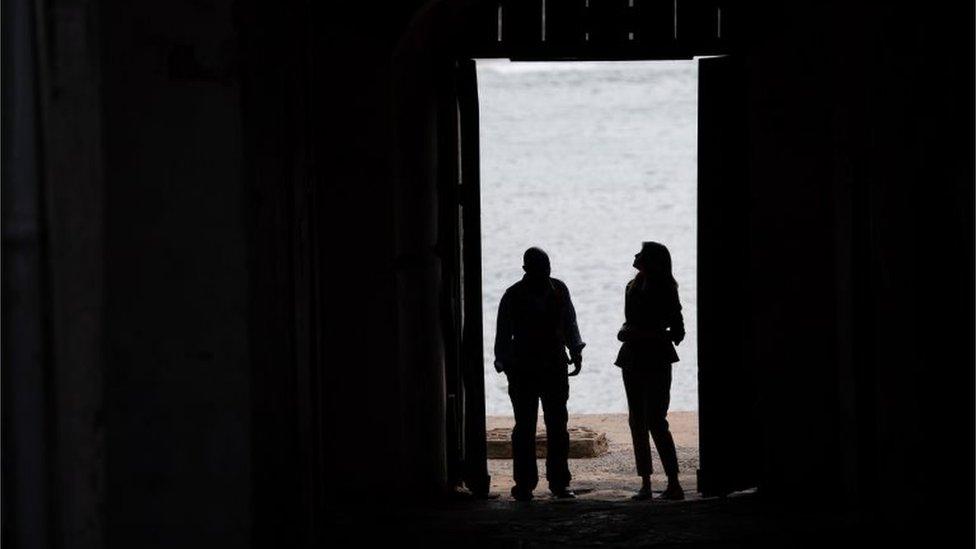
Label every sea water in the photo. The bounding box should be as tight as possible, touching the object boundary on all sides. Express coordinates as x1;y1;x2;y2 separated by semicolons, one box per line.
478;59;698;415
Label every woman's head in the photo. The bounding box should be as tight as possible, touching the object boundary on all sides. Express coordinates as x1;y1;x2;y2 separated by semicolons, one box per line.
633;241;676;285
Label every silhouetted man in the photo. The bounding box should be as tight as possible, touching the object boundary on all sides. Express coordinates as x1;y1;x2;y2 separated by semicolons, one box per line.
494;247;585;501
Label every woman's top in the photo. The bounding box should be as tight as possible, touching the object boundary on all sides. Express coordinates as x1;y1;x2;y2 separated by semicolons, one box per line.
614;273;685;368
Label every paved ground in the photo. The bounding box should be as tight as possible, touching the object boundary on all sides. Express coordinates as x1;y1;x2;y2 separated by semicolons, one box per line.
486;412;698;500
327;491;871;548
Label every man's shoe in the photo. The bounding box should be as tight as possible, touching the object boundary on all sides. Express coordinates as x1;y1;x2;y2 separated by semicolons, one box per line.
631;485;653;501
550;487;577;499
511;486;534;502
657;484;685;501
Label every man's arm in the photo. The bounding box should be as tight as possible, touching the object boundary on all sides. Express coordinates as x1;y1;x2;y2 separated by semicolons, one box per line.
557;280;585;375
494;291;514;373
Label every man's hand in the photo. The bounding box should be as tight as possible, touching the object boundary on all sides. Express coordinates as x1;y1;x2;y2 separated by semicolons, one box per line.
568;353;583;377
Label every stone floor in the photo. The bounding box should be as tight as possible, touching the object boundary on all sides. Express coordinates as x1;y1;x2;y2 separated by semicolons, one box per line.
324;412;956;547
326;490;870;548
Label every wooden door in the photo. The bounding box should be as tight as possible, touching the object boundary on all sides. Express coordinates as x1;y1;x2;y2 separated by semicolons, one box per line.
696;55;759;496
456;58;491;496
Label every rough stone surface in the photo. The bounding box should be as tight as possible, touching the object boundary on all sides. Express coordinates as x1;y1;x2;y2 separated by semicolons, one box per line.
487;426;610;459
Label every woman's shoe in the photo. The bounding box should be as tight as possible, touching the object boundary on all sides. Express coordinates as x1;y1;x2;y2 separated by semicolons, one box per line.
550;487;577;499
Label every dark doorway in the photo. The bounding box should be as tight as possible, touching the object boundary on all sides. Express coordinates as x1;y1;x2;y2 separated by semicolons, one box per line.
446;52;757;499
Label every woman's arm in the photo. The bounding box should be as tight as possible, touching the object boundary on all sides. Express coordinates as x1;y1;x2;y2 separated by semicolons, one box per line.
667;286;685;345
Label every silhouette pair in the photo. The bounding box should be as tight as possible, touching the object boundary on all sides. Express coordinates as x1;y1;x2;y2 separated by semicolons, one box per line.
494;243;685;501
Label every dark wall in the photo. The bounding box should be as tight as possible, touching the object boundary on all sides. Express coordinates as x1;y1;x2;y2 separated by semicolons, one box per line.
742;0;974;537
3;0;55;546
100;1;250;546
744;1;854;501
239;3;449;544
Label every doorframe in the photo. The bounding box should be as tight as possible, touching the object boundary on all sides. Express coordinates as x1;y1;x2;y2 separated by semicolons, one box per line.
450;54;750;497
437;55;493;496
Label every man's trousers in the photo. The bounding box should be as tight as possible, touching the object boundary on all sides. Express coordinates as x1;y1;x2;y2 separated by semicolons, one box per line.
506;368;571;491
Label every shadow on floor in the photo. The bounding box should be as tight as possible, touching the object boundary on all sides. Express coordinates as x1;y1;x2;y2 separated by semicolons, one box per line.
324;491;885;548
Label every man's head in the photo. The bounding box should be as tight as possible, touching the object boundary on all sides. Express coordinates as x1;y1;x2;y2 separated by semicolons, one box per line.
522;247;551;278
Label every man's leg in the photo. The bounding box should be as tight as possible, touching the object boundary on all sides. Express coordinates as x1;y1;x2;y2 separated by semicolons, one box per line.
541;371;571;493
507;372;540;497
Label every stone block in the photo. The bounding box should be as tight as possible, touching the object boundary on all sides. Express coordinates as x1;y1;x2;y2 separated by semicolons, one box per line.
486;425;609;459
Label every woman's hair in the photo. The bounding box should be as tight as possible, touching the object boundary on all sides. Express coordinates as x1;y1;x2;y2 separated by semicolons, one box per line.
637;241;678;290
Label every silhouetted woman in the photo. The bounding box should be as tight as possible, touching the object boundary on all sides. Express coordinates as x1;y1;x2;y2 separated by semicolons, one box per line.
615;241;685;500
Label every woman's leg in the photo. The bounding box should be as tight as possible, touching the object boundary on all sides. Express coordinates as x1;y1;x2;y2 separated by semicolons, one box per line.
647;365;682;498
622;368;653;479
